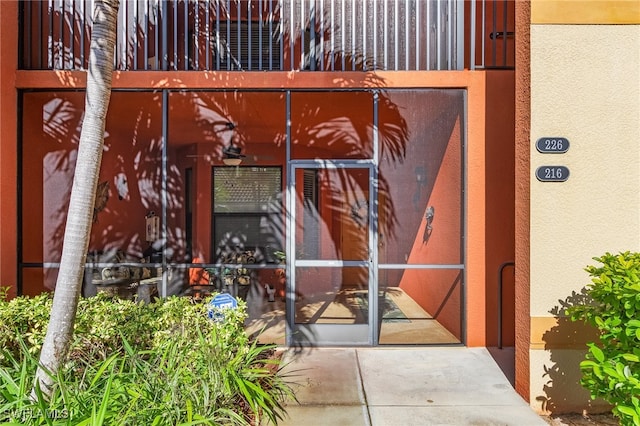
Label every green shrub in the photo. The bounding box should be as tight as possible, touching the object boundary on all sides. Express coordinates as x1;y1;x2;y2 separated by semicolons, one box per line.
0;292;53;359
567;252;640;426
0;292;292;425
0;293;250;366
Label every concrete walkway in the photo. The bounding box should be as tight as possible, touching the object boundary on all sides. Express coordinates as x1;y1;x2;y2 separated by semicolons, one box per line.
276;347;547;426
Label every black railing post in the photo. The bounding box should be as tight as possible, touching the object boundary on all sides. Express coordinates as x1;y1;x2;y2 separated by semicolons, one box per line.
498;261;515;349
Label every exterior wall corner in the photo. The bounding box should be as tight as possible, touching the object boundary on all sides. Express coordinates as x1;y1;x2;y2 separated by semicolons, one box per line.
0;1;19;298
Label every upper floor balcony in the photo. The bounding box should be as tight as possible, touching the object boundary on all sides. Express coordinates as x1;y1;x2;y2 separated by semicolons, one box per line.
20;0;514;72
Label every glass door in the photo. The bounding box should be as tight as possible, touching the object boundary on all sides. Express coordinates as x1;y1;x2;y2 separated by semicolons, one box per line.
288;163;376;345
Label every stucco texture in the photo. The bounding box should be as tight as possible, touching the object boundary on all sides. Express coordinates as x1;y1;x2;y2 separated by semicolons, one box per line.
528;23;639;414
530;24;640;317
529;348;611;414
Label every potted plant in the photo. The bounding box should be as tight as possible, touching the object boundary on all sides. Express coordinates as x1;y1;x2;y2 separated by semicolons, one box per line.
236;266;251;300
221;267;235;287
271;251;286;298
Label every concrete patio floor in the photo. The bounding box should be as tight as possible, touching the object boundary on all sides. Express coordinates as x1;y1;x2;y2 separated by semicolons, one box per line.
274;347;547;426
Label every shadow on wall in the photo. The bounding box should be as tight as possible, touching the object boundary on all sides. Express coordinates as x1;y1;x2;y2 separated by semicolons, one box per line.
536;289;611;414
20;1;413;297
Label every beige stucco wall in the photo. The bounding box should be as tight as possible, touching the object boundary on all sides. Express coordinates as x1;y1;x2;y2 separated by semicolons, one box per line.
529;24;640;413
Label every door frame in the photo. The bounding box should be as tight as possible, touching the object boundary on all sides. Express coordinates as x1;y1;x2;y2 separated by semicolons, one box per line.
286;160;378;346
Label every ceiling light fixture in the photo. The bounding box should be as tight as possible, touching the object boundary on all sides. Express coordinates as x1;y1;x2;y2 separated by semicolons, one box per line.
210;121;245;166
222;139;245;166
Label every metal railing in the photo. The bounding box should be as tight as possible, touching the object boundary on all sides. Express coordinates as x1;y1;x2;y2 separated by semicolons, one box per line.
20;0;512;72
470;0;514;69
498;261;515;349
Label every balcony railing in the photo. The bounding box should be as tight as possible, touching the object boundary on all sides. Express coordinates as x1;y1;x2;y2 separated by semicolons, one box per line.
20;0;513;72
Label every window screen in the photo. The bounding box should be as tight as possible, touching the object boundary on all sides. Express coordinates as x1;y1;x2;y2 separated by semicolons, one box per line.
212;167;283;262
213;167;282;213
214;215;283;256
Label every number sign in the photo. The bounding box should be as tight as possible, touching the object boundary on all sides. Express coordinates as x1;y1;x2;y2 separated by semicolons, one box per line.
536;137;569;154
535;166;569;182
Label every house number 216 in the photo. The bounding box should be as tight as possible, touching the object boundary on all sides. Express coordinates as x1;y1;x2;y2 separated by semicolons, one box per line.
535;166;569;182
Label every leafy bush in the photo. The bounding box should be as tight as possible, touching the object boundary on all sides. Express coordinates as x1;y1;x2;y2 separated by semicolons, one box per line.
0;292;293;425
0;293;250;365
567;252;640;426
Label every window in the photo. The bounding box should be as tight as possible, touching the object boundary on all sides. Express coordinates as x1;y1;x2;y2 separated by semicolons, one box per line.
212;167;283;263
214;21;281;71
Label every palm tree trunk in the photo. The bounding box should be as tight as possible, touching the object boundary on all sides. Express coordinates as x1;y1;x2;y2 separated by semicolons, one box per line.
34;0;120;397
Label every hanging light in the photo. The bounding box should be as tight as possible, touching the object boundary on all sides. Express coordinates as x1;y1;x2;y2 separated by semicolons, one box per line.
209;121;244;165
222;139;245;166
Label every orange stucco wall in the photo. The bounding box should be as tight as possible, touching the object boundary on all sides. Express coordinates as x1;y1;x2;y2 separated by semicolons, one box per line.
514;0;531;401
399;113;464;338
465;73;489;347
385;74;515;345
20;91;164;295
531;0;640;24
485;70;516;347
0;2;19;298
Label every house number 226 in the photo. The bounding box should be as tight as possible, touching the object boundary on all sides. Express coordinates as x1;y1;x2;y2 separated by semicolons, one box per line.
536;137;570;153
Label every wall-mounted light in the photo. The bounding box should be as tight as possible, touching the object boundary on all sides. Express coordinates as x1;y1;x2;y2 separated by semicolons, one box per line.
425;206;435;231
